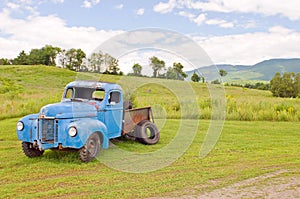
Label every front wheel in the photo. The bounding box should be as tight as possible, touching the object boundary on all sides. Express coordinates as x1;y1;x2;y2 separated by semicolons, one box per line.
79;133;101;163
135;121;160;145
22;142;44;158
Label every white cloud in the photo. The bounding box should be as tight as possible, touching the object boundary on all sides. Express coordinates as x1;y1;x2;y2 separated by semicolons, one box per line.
82;0;92;8
193;13;206;26
178;11;233;28
51;0;64;3
4;0;39;16
0;6;299;69
179;0;300;21
194;26;300;65
6;3;20;10
82;0;100;8
178;11;195;19
269;26;293;34
153;0;177;14
0;10;122;59
136;8;145;16
156;0;300;21
206;19;234;28
243;20;257;29
115;4;124;10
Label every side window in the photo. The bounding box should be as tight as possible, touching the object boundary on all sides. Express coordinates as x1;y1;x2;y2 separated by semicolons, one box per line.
108;91;120;105
65;88;74;99
92;90;105;101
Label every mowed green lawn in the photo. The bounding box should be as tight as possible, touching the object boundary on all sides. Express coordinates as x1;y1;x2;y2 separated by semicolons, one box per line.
1;118;299;198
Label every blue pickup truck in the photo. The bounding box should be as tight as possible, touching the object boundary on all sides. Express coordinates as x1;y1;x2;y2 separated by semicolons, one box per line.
16;81;160;162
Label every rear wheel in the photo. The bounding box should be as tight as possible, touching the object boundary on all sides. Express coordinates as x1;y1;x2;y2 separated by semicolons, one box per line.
22;142;44;158
79;133;101;163
135;121;160;145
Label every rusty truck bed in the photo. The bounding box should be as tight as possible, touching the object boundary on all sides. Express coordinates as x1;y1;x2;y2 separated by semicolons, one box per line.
122;107;154;135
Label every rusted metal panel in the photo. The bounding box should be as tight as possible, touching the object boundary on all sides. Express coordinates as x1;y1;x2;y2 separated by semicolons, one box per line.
122;107;151;135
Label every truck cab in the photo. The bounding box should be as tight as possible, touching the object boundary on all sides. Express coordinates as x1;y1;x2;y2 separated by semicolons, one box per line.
16;81;159;162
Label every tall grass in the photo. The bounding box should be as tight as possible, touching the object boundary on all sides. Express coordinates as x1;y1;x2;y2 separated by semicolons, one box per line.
225;95;300;121
1;65;300;121
132;81;300;121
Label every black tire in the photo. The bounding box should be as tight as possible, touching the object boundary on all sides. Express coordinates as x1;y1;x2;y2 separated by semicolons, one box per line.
79;133;101;163
135;120;160;145
22;142;44;158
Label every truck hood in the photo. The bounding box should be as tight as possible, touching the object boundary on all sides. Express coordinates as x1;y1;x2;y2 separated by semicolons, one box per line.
40;101;97;119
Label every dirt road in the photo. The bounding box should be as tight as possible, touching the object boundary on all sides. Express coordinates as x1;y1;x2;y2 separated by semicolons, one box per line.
154;170;300;198
197;170;300;199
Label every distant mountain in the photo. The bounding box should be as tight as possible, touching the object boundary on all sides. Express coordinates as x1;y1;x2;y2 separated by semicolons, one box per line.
185;58;300;82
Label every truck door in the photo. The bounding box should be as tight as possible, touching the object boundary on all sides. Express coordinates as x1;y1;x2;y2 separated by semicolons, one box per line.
104;90;123;138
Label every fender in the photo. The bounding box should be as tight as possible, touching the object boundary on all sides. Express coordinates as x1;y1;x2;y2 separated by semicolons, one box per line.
65;118;109;149
16;113;39;142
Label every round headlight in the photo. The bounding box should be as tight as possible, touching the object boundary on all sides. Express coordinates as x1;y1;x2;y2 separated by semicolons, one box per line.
17;121;24;131
68;127;77;137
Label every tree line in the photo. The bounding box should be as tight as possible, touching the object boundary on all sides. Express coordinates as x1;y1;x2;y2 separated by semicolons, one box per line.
0;45;190;80
270;72;300;98
0;45;123;75
128;56;187;80
0;45;231;83
227;72;300;98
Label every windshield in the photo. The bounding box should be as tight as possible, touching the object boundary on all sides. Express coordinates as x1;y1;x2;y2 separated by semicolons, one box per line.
64;87;105;101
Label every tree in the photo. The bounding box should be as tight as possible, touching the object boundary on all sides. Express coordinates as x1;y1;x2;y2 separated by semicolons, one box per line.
132;63;142;76
88;51;104;72
281;72;295;97
219;69;228;77
87;52;122;74
211;79;221;84
166;67;176;79
270;72;281;97
0;58;11;65
27;48;43;65
149;56;165;78
294;73;300;97
13;45;61;66
26;45;61;66
65;48;86;71
173;62;187;80
103;55;121;75
13;50;29;65
41;45;61;66
270;72;298;98
108;57;120;75
58;49;67;68
191;72;200;82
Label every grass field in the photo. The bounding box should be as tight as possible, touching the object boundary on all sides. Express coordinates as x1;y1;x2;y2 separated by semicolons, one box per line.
0;65;300;198
1;118;300;198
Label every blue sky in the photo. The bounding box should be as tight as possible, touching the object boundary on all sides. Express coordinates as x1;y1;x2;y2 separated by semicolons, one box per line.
0;0;300;68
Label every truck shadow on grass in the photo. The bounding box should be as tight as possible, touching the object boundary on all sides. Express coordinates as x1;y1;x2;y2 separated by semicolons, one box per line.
23;136;129;165
38;138;134;164
40;150;84;164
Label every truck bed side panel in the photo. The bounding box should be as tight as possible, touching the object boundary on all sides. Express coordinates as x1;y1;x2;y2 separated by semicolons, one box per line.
122;107;151;135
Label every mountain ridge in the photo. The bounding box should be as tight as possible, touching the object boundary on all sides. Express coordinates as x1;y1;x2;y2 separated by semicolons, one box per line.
186;58;300;82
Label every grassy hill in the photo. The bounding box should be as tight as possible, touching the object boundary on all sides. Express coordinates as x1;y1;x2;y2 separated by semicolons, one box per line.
186;58;300;82
1;65;300;121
